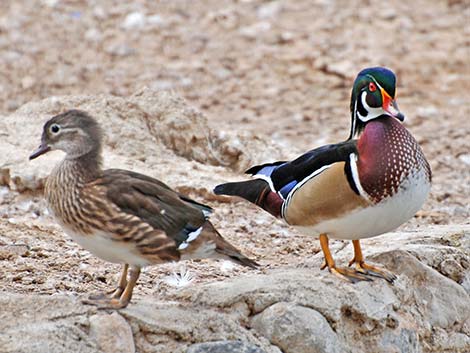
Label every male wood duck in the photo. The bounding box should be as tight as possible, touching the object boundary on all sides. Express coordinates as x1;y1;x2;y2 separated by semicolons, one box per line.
30;110;257;309
215;67;431;283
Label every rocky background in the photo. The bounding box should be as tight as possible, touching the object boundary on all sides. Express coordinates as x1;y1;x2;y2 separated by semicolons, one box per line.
0;1;469;353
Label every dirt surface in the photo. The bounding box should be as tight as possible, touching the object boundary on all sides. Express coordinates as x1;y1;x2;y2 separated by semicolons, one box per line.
0;0;469;303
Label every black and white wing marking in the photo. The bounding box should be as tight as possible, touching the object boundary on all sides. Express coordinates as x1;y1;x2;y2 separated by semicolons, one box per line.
246;140;360;200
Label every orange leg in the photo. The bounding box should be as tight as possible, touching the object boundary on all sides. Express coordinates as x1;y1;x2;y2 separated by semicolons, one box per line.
83;265;141;309
319;234;372;283
348;240;397;283
87;264;129;300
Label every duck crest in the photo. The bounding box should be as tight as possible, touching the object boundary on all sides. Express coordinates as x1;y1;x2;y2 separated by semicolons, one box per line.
357;117;431;203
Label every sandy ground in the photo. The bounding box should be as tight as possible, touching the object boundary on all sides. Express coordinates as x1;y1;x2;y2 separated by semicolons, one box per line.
0;0;469;300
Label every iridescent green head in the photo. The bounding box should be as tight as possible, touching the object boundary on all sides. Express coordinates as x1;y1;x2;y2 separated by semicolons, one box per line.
349;67;404;139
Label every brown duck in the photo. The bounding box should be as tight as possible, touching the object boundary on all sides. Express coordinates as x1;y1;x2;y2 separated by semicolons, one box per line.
30;109;256;309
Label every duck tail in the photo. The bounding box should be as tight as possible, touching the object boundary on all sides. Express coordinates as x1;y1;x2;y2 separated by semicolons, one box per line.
214;179;283;218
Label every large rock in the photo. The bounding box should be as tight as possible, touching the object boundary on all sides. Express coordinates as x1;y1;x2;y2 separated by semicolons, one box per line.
251;302;345;353
0;226;468;353
0;88;281;193
0;294;99;353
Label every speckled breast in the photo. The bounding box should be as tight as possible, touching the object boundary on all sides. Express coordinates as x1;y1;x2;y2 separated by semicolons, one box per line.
356;117;431;203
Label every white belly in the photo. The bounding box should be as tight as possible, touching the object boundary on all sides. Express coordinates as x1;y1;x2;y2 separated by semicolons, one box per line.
63;226;151;267
295;170;431;240
47;203;151;267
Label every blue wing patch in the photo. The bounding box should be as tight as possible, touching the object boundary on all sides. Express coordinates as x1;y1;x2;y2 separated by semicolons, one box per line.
278;180;298;199
257;165;280;177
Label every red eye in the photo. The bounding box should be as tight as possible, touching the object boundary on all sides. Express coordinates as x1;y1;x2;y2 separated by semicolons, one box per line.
369;82;377;92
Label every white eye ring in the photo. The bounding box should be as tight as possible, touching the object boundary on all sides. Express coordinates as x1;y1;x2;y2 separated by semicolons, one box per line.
50;124;60;134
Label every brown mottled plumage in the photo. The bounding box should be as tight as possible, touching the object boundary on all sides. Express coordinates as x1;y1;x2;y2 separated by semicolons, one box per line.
30;110;257;309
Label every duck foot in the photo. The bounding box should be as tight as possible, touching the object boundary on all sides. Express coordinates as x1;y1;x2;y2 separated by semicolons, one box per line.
82;297;129;310
86;264;128;300
320;261;373;283
349;240;397;283
86;286;125;301
349;259;397;283
319;234;374;283
82;264;140;310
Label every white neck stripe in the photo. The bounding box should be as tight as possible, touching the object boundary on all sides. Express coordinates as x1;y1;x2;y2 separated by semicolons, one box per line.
349;153;370;202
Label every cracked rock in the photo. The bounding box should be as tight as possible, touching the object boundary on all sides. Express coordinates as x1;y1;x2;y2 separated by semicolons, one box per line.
187;340;268;353
89;312;135;353
251;302;345;353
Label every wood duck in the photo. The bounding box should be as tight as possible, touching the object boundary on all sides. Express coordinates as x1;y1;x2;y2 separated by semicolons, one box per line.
30;110;257;309
215;67;431;283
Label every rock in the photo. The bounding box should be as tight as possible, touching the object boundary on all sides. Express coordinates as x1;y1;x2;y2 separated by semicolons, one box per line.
85;28;103;43
0;89;279;195
122;12;146;30
40;0;59;7
106;43;136;57
89;312;135;353
0;226;469;352
252;302;345;353
21;76;36;89
257;1;282;19
175;225;470;353
187;340;268;353
458;154;470;166
147;14;166;27
0;294;99;353
239;22;272;40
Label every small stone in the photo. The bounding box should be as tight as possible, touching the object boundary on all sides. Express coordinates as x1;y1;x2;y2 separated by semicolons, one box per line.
21;76;36;89
458;154;470;166
257;1;282;19
386;314;399;328
106;44;136;57
380;9;397;20
93;6;107;19
41;0;59;7
214;68;232;80
239;22;271;39
85;28;102;43
287;64;307;76
89;312;135;353
122;12;146;30
187;340;267;353
416;106;439;119
147;14;165;26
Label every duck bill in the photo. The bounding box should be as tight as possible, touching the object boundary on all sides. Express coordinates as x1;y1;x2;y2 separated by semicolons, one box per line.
381;88;405;121
29;143;51;160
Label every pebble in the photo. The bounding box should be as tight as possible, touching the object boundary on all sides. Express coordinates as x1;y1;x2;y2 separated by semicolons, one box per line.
239;22;271;39
257;1;282;19
21;76;35;90
85;28;103;42
122;12;146;30
106;43;136;57
458;154;470;166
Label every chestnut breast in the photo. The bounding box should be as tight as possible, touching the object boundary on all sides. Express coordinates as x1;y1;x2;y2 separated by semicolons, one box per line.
357;117;431;203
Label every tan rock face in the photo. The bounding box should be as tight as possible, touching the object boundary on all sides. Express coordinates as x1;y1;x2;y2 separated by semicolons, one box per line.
0;88;280;194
